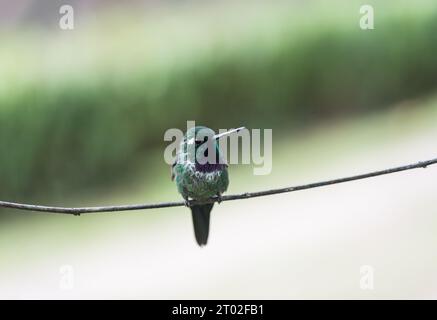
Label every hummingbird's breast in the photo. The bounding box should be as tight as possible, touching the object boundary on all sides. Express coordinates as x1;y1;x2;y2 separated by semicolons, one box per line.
174;162;229;200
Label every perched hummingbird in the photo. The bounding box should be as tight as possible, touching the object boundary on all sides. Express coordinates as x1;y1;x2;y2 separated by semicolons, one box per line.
172;126;244;246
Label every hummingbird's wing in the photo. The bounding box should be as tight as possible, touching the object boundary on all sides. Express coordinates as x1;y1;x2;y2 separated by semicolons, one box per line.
171;162;176;181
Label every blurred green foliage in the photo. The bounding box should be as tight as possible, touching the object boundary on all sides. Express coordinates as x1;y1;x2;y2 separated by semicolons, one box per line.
0;1;437;200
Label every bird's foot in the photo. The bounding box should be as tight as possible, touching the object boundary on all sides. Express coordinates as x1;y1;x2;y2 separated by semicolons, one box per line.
216;194;223;204
184;199;193;207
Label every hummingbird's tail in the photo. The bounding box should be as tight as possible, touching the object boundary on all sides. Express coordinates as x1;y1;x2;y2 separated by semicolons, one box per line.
190;203;214;246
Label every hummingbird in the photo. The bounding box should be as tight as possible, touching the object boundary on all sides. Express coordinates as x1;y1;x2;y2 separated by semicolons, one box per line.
171;126;245;246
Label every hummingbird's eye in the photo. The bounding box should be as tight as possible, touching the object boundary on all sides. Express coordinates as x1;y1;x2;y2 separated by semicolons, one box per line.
195;136;208;145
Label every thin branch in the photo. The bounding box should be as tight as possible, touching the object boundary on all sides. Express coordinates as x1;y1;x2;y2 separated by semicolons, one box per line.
1;157;436;215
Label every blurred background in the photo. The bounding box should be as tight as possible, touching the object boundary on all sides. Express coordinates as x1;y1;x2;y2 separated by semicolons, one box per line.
1;0;437;299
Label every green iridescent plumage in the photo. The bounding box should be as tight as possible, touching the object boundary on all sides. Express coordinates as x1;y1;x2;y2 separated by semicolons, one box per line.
172;126;229;246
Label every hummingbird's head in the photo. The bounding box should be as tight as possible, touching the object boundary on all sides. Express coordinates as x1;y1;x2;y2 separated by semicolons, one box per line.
182;126;245;172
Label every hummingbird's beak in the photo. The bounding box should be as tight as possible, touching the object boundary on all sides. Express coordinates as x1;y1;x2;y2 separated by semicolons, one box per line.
213;127;246;140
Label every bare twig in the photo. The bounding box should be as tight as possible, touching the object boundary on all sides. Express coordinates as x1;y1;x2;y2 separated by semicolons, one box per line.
0;157;436;215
